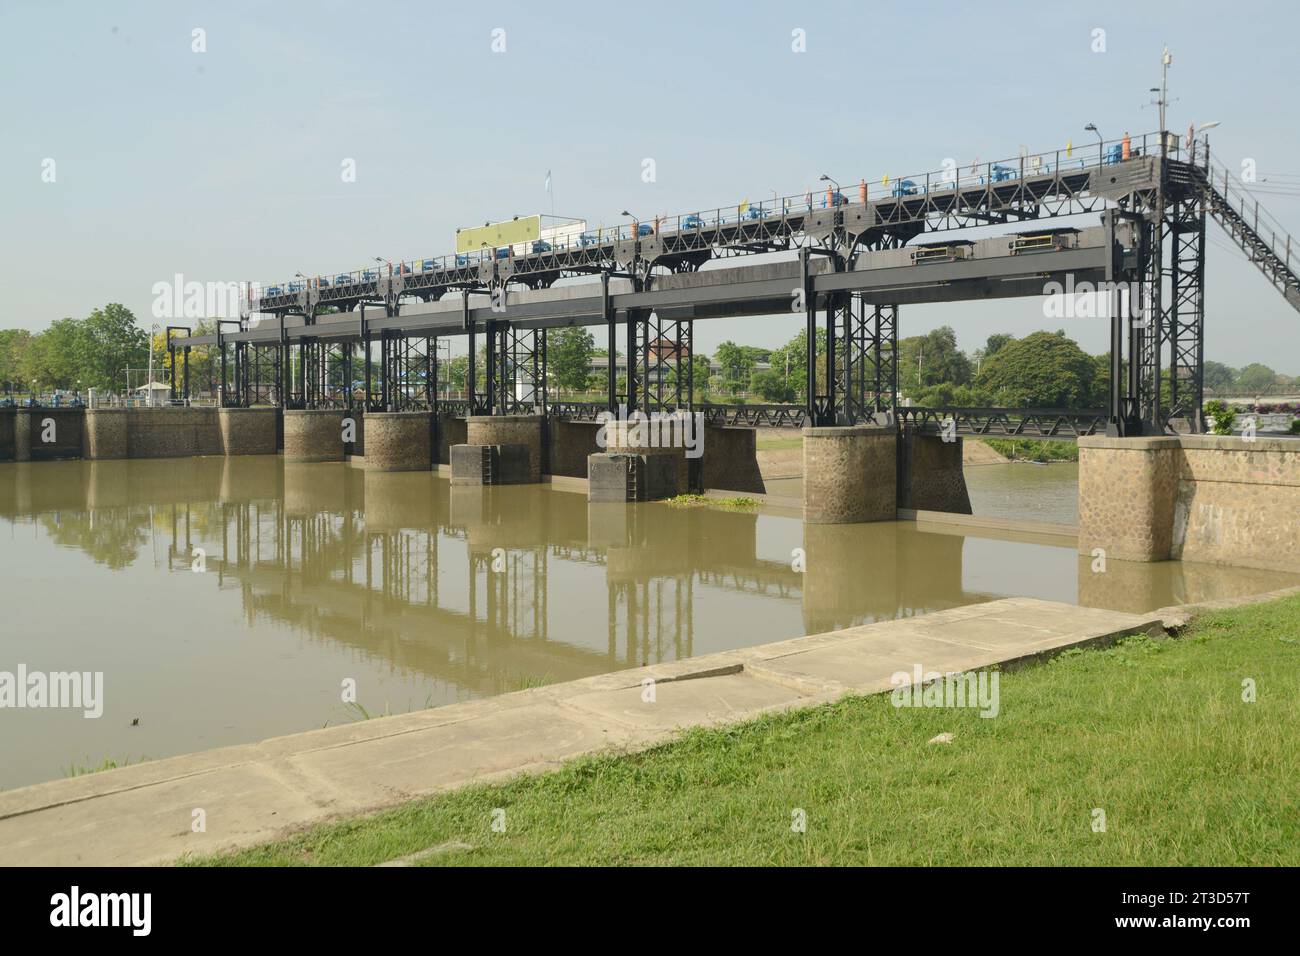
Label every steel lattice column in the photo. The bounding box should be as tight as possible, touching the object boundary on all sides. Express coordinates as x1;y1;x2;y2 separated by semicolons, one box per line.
833;293;871;423
869;303;899;417
1132;217;1163;429
500;327;546;411
1166;195;1207;431
637;313;693;413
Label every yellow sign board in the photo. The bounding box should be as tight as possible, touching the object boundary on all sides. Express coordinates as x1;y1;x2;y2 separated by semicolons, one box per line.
455;215;541;254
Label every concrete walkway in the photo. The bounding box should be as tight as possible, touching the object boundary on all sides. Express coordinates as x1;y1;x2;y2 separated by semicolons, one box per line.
0;598;1162;866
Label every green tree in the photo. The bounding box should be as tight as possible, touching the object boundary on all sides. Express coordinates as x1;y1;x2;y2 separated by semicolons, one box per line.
0;329;33;391
77;304;149;391
662;353;710;401
911;382;992;407
21;318;84;391
898;326;972;397
1235;363;1276;392
546;327;595;396
750;369;796;402
769;327;827;401
975;330;1098;408
984;333;1015;358
1202;360;1237;393
714;340;757;395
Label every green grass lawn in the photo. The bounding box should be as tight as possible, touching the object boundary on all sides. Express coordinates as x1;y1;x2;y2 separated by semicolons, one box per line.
754;431;804;452
976;438;1080;462
197;595;1300;866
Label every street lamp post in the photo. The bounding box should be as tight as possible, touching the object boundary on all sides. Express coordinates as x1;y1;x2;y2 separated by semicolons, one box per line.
818;173;840;207
1084;123;1103;166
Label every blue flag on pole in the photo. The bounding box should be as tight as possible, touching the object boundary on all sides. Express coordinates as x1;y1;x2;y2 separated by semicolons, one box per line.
544;170;551;193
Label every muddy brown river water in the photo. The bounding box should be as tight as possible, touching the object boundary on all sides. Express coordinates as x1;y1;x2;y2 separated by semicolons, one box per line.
1;456;1294;790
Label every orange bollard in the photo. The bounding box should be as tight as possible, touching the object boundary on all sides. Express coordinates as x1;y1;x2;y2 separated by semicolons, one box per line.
1121;131;1131;161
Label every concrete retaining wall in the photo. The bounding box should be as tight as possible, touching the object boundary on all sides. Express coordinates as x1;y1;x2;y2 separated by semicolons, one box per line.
0;409;17;462
83;409;129;459
701;426;764;494
897;429;972;513
16;408;85;461
436;413;467;465
127;407;223;459
218;408;279;456
549;420;603;478
1079;434;1300;572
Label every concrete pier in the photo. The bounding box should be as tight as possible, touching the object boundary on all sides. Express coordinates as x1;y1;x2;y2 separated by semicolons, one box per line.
283;409;348;462
217;407;279;456
363;411;432;471
802;424;896;523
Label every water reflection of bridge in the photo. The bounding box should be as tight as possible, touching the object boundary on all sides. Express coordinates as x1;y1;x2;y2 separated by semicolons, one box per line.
0;457;983;688
4;457;1293;698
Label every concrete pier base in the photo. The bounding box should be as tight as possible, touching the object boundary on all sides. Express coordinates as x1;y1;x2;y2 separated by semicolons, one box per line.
283;409;348;462
802;424;897;524
363;411;432;471
466;415;544;482
587;452;678;502
218;407;279;456
601;419;688;496
82;409;129;460
450;443;531;485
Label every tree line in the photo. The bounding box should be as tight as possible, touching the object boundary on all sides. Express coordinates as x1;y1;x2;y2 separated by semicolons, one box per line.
3;306;1293;406
0;304;151;394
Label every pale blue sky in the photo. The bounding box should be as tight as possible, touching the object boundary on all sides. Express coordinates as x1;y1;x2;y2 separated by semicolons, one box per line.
3;0;1299;370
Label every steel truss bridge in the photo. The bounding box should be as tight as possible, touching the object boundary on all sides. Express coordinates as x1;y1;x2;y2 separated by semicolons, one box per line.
172;130;1300;438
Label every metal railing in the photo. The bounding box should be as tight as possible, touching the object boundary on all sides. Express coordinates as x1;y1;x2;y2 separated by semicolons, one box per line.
1197;155;1300;295
252;131;1162;301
